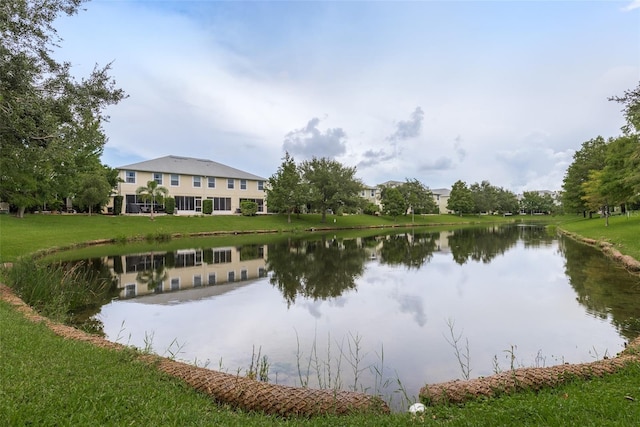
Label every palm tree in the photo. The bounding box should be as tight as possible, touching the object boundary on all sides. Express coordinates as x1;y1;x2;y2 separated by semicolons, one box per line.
136;180;169;220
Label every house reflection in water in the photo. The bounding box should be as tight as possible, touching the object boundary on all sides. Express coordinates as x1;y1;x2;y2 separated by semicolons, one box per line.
107;245;268;299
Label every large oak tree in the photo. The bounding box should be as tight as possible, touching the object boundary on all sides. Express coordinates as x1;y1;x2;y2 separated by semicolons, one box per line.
300;157;362;223
0;0;126;217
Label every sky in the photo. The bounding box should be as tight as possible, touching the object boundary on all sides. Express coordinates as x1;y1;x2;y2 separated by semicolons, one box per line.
54;0;640;193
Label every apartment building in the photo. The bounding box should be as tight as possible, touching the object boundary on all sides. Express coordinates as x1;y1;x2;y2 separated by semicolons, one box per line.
112;155;267;215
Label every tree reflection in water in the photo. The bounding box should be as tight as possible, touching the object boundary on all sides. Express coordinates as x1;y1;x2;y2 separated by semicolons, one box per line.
266;236;367;306
559;235;640;342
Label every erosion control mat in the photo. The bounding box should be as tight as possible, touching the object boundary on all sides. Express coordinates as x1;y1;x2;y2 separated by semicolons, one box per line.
0;284;388;417
420;338;640;406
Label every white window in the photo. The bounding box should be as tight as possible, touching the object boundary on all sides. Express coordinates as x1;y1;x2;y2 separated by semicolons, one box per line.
208;177;216;188
125;171;136;183
193;275;202;287
227;179;234;189
171;174;179;186
258;181;264;191
240;179;247;190
153;173;163;185
193;176;201;188
228;271;235;282
170;277;180;291
208;273;216;285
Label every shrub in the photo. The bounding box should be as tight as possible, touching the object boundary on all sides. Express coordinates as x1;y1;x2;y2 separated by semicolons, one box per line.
240;200;258;216
113;195;124;215
203;199;213;215
363;203;379;216
165;197;175;215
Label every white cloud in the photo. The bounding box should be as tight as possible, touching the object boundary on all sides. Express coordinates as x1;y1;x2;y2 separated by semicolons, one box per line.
53;0;638;191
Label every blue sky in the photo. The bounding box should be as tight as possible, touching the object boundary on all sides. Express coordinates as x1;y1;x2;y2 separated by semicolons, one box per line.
55;0;639;192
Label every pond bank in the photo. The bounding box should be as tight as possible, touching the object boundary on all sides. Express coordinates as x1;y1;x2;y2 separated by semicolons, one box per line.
0;283;389;417
558;228;640;275
4;222;640;416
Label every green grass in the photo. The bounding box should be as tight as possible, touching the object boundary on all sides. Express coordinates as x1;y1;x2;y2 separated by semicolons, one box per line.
3;298;640;426
0;212;515;263
559;213;640;261
2;212;640;425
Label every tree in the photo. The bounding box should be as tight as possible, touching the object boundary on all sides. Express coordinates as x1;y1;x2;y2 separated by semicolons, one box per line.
398;179;437;218
600;135;640;210
494;187;519;214
300;157;362;223
0;0;126;217
609;81;640;135
581;170;611;226
520;191;554;215
561;136;608;216
447;180;474;215
470;180;498;214
380;186;406;220
265;152;304;223
136;180;169;220
75;172;112;215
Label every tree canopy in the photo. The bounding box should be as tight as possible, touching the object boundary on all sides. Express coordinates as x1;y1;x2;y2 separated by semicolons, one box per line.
0;0;126;217
300;157;362;222
447;180;474;215
265;152;304;223
561;82;640;220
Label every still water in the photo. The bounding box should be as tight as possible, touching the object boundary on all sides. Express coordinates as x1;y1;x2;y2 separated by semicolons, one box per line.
83;225;640;405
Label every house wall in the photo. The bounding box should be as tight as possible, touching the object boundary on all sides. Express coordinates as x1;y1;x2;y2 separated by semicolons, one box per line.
433;194;451;214
112;170;266;215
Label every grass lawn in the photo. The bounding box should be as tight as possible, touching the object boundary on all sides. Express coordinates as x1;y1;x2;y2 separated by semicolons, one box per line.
3;297;640;426
558;213;640;261
2;212;640;425
0;212;515;263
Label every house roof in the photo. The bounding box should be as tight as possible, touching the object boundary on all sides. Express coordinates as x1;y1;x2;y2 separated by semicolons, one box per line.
431;188;451;197
378;180;404;188
118;155;266;181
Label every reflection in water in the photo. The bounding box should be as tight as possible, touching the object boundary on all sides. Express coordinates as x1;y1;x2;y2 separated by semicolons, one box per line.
64;225;640;406
266;236;367;306
106;245;268;299
447;225;554;265
559;236;640;341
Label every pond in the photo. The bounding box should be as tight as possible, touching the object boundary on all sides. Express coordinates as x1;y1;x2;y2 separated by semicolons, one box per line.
67;224;640;408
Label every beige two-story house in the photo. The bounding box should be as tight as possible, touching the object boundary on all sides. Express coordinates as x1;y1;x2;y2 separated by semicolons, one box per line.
112;155;267;215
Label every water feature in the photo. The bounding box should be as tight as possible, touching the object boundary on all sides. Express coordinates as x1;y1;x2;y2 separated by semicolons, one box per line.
66;224;640;407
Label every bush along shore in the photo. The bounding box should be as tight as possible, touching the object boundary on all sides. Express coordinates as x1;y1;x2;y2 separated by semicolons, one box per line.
2;213;640;425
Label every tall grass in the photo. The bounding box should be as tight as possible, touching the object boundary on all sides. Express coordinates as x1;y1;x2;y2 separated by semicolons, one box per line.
1;257;116;327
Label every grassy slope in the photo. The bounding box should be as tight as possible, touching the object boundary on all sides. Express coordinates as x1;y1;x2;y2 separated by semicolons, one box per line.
558;214;640;261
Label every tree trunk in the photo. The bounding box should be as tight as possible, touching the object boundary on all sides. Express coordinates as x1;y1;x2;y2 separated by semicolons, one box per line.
17;206;26;218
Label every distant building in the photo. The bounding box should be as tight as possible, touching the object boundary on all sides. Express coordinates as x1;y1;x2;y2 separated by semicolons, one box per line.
430;188;452;214
360;182;453;214
110;155;267;215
